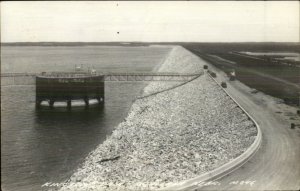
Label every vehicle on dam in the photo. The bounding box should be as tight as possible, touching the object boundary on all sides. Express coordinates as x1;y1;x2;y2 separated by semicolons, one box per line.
228;70;236;81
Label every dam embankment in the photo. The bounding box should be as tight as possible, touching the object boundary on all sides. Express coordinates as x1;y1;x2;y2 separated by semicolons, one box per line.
56;46;258;191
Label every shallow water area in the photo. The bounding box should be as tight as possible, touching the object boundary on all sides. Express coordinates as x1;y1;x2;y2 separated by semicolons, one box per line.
240;51;300;61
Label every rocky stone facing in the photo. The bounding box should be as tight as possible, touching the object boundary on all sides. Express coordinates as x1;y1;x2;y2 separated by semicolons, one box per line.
57;46;257;191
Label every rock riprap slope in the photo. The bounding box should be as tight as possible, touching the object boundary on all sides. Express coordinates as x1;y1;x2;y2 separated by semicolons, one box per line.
58;46;257;190
143;46;203;95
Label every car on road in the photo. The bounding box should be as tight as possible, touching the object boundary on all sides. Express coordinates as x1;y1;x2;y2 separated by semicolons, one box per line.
221;82;227;88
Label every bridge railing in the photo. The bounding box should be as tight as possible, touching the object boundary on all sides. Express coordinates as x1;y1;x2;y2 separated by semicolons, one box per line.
1;72;203;86
1;72;202;77
1;73;38;77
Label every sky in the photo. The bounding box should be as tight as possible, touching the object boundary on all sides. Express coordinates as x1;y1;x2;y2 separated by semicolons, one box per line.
1;1;299;42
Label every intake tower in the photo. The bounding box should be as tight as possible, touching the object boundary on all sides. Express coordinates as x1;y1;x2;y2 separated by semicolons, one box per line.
35;72;104;109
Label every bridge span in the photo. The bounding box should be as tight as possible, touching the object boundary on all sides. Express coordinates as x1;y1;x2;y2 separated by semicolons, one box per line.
1;72;203;86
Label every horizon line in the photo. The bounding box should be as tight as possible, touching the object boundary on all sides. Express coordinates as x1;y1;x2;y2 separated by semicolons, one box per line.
1;41;300;44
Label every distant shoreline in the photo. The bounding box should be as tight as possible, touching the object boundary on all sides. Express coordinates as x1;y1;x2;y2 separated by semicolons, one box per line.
1;42;300;47
0;42;151;47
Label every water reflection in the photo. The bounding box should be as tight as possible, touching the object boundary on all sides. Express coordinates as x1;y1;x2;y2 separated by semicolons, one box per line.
35;104;105;123
32;105;107;183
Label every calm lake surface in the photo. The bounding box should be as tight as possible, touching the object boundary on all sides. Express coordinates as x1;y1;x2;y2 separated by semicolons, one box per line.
1;45;171;191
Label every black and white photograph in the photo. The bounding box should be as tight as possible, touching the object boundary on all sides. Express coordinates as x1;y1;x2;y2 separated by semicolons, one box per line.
1;1;299;191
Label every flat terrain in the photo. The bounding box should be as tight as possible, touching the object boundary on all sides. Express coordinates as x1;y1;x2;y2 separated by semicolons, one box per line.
183;43;300;106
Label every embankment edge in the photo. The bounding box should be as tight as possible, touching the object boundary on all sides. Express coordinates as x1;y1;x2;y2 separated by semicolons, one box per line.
160;70;262;191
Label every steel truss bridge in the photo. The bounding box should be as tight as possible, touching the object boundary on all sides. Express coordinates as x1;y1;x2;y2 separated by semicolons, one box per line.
1;72;203;86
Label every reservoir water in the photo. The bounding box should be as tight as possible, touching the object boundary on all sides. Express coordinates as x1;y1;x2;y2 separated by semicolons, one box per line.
1;45;171;190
